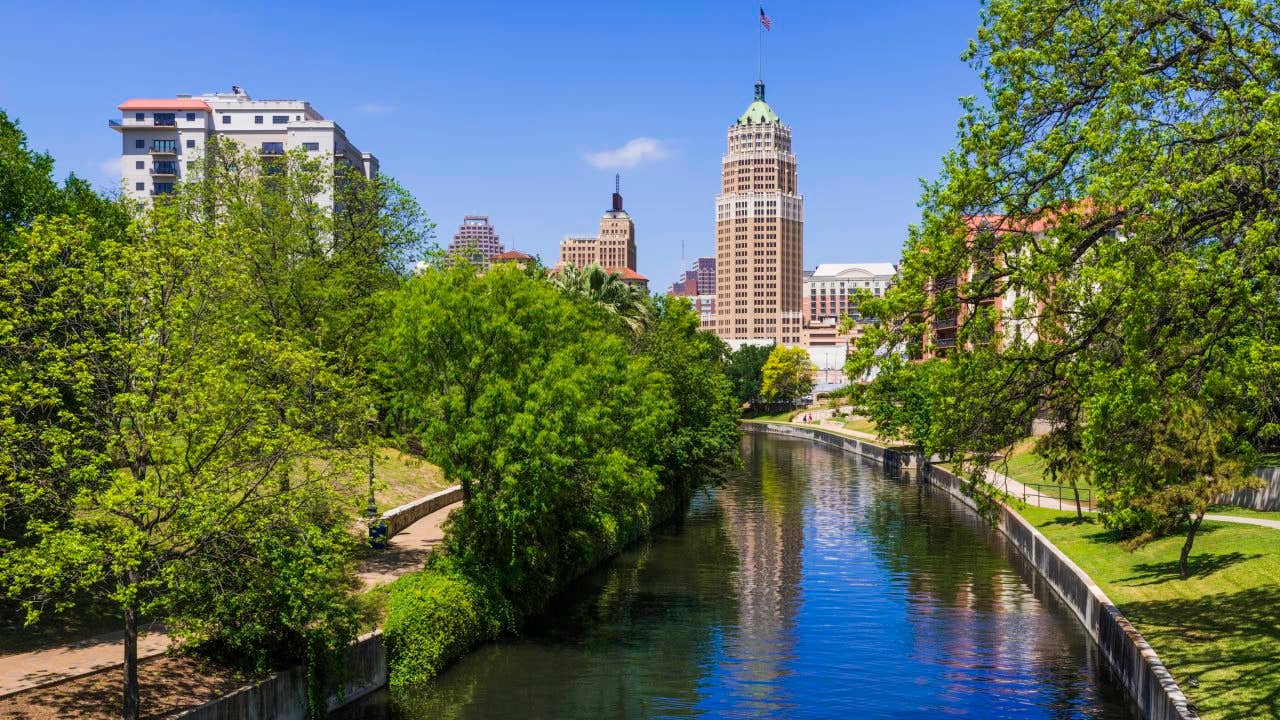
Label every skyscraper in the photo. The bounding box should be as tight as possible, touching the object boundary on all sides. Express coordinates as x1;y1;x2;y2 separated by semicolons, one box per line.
446;216;505;266
714;81;804;346
557;175;645;285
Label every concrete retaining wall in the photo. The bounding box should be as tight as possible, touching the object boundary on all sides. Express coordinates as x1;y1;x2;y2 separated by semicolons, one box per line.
381;485;463;538
748;422;1195;720
176;631;386;720
1218;467;1280;511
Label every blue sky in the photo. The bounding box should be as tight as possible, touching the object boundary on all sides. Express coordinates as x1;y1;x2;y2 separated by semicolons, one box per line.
0;1;985;288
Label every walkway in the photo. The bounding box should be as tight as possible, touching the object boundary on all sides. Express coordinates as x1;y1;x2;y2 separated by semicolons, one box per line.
768;420;1280;530
358;500;460;587
0;500;462;699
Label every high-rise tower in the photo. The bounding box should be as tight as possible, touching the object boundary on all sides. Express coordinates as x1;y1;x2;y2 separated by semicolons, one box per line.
714;81;804;346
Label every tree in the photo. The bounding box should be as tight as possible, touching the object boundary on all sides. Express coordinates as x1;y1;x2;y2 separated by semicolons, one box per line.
725;343;773;405
550;263;653;335
1;207;365;719
381;264;674;608
760;346;816;404
0;109;127;249
852;0;1280;575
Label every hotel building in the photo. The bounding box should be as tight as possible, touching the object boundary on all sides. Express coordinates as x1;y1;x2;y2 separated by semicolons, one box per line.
110;87;377;203
714;81;804;347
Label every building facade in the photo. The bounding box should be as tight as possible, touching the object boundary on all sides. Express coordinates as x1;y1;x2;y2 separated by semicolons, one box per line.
714;81;804;347
668;257;718;330
110;87;377;202
446;216;505;266
556;176;644;285
804;263;896;323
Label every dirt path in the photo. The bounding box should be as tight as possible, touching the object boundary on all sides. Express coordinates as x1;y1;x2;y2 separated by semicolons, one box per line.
358;501;460;588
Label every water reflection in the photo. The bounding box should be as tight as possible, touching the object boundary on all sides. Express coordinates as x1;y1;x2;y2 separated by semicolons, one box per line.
335;435;1140;719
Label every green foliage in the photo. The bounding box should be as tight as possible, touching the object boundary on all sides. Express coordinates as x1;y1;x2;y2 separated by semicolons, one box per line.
549;263;653;334
0;109;127;249
382;556;514;687
381;264;675;609
853;0;1280;574
0;219;115;543
760;346;816;403
724;343;772;405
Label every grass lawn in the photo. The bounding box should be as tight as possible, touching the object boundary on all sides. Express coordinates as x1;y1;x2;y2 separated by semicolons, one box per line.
842;417;877;435
746;409;801;423
370;447;449;509
1017;505;1280;720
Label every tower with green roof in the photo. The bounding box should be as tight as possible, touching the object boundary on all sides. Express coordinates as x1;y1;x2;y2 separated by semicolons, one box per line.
713;80;805;348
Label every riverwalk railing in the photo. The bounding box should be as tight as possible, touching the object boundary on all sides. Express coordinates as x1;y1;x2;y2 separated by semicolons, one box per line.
1020;482;1094;512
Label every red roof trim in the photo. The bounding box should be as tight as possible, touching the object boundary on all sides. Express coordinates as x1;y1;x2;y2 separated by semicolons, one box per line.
118;99;212;112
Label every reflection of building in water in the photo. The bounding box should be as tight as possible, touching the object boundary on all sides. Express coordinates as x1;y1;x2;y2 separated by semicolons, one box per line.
717;440;807;704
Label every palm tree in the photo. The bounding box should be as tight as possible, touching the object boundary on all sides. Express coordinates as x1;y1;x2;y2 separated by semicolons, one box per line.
551;263;653;334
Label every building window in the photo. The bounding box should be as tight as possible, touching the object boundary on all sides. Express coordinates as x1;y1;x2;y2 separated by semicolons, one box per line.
222;115;231;124
272;115;288;124
135;182;144;191
135;160;144;169
186;139;196;148
153;113;176;126
154;182;174;195
302;142;320;151
135;139;144;149
186;112;195;121
254;115;263;124
135;112;144;121
260;141;284;156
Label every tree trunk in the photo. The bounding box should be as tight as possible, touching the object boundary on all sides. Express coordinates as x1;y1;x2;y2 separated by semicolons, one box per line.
123;587;139;720
1071;481;1083;522
1179;513;1204;580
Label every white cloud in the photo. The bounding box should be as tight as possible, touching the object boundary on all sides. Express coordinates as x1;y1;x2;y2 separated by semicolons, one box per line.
355;102;395;114
584;137;670;169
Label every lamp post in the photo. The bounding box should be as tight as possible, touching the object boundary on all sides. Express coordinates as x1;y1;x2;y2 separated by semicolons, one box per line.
366;404;387;549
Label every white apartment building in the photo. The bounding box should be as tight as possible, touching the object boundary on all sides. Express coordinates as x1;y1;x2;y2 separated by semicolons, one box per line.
110;87;377;203
805;262;897;324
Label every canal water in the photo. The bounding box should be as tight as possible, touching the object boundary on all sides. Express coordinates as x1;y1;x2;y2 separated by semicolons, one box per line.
336;434;1141;719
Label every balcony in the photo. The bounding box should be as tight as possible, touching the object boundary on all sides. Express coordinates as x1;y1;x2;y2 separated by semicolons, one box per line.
933;336;957;349
153;118;176;127
260;142;285;156
150;141;178;155
933;312;958;330
151;163;177;177
932;276;957;292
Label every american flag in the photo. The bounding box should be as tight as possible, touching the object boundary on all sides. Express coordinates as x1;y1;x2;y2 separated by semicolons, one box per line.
760;6;772;31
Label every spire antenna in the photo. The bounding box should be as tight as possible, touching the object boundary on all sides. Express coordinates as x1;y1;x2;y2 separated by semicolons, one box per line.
611;174;623;212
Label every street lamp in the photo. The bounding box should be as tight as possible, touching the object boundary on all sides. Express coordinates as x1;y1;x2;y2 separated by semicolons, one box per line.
365;404;387;549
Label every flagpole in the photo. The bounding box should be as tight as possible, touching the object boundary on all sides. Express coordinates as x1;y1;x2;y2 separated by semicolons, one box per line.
757;8;763;83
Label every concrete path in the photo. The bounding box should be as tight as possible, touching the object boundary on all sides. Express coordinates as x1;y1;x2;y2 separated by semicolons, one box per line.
0;500;462;699
766;420;1280;529
0;624;168;698
358;500;460;588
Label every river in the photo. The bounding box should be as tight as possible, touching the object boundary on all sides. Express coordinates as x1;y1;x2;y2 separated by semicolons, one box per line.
335;433;1142;719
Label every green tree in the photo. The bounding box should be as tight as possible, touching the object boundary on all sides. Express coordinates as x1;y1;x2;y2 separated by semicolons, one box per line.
725;343;773;405
0;109;127;249
853;0;1279;574
550;263;653;335
760;346;816;404
1;208;364;719
381;264;674;608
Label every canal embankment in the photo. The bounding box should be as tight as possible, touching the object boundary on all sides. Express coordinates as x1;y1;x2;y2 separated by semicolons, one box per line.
746;421;1196;720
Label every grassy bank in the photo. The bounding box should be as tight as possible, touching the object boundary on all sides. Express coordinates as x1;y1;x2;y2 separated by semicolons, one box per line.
1016;505;1280;720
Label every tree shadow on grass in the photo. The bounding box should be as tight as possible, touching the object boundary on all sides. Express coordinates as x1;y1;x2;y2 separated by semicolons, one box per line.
1119;552;1263;586
1120;585;1280;720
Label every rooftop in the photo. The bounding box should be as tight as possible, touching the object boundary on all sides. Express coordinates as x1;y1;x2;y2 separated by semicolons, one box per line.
736;81;781;125
810;263;898;279
118;98;212;112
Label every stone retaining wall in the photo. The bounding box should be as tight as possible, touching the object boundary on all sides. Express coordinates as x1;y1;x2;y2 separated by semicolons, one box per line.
747;422;1195;720
381;485;463;538
175;631;386;720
